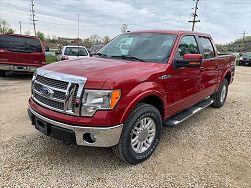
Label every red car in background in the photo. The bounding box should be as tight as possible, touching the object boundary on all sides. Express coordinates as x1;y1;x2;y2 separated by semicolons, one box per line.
0;34;46;76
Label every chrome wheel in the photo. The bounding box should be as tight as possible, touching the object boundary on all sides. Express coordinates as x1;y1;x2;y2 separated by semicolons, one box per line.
220;85;227;103
131;117;156;153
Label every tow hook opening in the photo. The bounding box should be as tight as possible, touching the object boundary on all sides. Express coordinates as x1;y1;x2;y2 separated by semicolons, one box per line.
83;133;96;143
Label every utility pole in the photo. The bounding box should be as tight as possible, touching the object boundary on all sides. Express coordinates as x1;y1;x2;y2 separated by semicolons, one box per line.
30;0;37;36
241;30;247;39
19;21;22;34
188;0;200;31
77;12;80;56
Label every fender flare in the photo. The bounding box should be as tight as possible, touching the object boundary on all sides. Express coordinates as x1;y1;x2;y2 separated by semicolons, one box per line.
120;82;166;123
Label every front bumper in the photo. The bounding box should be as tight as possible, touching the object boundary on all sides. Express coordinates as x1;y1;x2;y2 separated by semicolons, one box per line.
0;64;38;72
28;106;123;147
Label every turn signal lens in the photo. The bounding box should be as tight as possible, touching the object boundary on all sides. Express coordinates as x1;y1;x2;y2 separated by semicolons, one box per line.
110;89;121;109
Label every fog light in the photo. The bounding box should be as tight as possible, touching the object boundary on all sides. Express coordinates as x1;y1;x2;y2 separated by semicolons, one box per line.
83;133;96;143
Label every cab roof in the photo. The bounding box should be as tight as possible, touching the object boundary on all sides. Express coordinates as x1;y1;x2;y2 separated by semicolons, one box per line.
128;30;211;37
0;33;38;39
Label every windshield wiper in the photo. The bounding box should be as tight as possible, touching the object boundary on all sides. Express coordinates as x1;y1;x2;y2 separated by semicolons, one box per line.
111;55;146;62
95;52;107;58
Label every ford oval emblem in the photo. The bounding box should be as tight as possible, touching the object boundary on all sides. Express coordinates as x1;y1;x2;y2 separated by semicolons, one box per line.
39;86;54;98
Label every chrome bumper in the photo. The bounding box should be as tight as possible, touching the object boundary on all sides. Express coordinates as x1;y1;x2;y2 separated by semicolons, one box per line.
0;64;37;72
28;107;123;147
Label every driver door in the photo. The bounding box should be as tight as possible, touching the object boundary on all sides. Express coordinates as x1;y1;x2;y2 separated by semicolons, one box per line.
165;35;203;116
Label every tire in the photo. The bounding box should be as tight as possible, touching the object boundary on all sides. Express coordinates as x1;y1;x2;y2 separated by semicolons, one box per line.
0;70;6;77
113;103;162;164
211;79;228;108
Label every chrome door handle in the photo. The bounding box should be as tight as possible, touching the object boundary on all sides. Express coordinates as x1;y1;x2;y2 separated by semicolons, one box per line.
200;67;205;72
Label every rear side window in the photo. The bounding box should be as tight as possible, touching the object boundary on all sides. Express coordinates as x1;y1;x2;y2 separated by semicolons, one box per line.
0;35;42;53
199;37;215;59
176;36;200;58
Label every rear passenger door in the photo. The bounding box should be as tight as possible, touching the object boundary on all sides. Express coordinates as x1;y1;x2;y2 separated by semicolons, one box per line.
198;36;218;97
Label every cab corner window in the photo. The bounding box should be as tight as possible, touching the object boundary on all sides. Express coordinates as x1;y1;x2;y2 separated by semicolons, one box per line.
176;36;199;58
199;37;215;59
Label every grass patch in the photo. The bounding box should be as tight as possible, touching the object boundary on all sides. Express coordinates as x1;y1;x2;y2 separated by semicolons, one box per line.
46;55;57;64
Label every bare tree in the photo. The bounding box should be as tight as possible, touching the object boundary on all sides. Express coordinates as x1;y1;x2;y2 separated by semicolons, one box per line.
0;20;15;34
89;34;101;43
102;36;111;44
121;24;128;33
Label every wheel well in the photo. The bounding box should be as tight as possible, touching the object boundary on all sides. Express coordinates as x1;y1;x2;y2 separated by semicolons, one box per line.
140;95;164;118
225;72;231;85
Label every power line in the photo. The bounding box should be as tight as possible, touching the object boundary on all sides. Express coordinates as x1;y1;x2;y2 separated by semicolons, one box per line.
203;0;250;5
30;0;37;36
188;0;200;31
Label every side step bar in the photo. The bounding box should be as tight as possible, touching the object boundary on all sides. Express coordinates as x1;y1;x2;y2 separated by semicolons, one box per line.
163;98;214;127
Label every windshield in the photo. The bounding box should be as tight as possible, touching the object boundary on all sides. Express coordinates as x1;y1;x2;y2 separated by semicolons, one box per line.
243;52;251;58
98;33;176;63
0;35;42;53
64;47;88;56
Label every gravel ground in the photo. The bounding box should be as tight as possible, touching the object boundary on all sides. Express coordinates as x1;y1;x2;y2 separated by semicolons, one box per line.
0;67;251;188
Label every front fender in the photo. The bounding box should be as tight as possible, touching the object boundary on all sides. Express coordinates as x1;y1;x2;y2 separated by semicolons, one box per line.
120;82;166;123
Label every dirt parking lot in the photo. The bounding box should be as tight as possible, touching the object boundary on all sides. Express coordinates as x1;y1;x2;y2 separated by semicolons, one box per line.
0;67;251;187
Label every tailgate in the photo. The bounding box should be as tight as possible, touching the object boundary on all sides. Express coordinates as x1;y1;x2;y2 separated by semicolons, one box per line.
0;49;21;65
21;52;45;67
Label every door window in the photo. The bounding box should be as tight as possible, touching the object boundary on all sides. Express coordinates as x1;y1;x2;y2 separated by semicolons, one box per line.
176;36;199;58
199;37;215;59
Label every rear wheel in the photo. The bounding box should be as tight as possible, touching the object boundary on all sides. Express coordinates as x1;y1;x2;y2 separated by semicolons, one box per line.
0;70;6;77
211;79;228;108
113;103;162;164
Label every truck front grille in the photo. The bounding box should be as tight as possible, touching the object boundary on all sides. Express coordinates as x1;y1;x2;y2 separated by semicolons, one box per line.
32;70;86;116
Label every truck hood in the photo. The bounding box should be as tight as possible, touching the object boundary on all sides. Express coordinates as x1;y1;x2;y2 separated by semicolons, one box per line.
42;57;163;80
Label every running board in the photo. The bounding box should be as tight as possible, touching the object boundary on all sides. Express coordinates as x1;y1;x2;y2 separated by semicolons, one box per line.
163;98;214;127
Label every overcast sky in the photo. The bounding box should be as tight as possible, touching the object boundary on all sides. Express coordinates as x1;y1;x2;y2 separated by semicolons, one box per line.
0;0;250;43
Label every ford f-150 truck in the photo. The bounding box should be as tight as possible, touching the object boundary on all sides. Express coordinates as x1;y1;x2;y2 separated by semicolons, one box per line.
0;34;45;76
28;30;236;164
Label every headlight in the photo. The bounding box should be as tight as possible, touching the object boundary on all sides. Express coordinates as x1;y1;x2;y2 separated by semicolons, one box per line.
81;89;121;117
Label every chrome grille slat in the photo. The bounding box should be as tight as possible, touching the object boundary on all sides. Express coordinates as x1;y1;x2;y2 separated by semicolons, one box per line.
35;80;67;93
32;69;87;116
36;75;68;90
33;89;65;103
34;93;64;110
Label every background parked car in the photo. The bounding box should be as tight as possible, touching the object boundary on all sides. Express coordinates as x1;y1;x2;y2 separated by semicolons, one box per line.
56;46;90;61
89;43;105;56
239;52;251;66
0;34;45;76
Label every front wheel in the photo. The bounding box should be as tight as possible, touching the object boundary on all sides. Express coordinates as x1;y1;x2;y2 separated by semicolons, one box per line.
211;79;228;108
113;103;162;164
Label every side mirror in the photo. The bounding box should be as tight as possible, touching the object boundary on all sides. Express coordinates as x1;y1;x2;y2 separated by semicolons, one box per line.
174;54;202;68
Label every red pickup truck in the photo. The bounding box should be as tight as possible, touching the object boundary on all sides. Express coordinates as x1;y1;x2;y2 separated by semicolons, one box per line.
28;30;235;164
0;34;45;76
